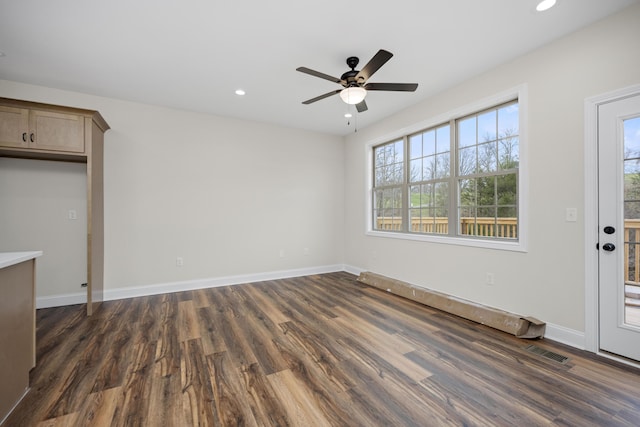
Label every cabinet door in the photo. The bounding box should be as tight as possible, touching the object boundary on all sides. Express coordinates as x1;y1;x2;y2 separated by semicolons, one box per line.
29;110;85;153
0;106;29;148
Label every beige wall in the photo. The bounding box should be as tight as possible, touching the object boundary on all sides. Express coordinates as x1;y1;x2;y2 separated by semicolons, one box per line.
343;3;640;335
0;82;344;297
1;3;638;339
0;159;87;296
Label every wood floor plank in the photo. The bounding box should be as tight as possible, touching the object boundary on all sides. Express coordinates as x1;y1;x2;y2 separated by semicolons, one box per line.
90;326;133;393
178;300;202;343
278;277;343;320
359;293;441;334
207;351;260;427
36;412;79;427
240;363;289;426
613;408;640;426
339;357;449;426
231;286;290;375
192;288;215;309
278;321;352;387
403;332;564;421
267;369;332;427
269;333;362;425
5;272;640;426
180;339;217;426
196;306;228;356
155;294;182;378
145;366;182;426
243;282;291;325
74;386;123;427
208;295;260;371
43;329;109;418
237;312;289;376
331;306;416;355
112;341;157;427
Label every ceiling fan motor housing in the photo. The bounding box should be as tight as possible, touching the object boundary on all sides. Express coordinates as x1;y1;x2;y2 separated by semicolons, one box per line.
342;57;362;87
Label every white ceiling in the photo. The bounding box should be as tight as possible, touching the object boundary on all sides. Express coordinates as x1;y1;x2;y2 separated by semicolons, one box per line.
0;0;637;136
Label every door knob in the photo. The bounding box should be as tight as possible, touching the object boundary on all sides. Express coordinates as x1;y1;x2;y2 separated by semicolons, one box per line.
602;243;616;251
604;226;615;234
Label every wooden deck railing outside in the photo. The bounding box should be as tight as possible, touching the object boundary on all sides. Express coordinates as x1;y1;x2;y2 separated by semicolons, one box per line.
376;217;518;238
376;217;640;285
625;219;640;285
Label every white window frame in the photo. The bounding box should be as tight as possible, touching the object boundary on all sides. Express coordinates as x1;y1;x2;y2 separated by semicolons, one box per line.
365;84;528;252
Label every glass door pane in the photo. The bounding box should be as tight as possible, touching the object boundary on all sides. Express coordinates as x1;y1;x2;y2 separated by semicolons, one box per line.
623;116;640;327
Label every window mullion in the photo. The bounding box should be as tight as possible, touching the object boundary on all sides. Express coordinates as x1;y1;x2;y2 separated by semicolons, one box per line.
403;135;410;233
449;118;457;237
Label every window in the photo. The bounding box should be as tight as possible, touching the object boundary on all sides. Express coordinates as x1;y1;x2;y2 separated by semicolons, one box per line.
371;99;520;246
373;139;404;231
409;124;451;234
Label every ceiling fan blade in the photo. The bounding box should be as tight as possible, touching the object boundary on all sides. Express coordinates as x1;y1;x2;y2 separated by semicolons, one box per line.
296;67;342;84
356;100;368;113
355;49;393;82
365;82;418;92
302;90;341;105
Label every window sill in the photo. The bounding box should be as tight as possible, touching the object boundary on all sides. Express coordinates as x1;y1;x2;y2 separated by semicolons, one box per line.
365;230;527;252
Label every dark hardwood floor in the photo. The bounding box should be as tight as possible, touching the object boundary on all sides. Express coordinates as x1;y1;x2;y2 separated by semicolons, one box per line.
4;272;640;426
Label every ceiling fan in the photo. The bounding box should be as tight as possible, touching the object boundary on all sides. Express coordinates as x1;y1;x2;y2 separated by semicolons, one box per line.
296;49;418;113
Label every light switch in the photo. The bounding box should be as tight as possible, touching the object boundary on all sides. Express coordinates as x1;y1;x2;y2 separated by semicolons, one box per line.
566;208;577;222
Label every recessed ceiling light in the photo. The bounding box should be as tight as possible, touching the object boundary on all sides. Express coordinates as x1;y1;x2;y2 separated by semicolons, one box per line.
235;89;246;96
536;0;557;12
344;113;353;118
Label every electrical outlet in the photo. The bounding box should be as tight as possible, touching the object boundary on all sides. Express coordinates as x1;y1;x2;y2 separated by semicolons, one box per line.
279;249;285;258
176;257;184;267
486;273;495;285
303;247;310;256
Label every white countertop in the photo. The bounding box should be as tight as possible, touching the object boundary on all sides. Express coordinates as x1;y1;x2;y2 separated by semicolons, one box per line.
0;251;43;269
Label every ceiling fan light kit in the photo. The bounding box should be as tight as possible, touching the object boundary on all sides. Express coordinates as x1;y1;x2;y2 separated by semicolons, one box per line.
536;0;557;12
296;49;418;114
340;86;367;105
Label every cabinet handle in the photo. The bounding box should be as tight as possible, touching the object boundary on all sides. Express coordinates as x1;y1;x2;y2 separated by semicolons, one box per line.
22;132;27;142
30;133;35;143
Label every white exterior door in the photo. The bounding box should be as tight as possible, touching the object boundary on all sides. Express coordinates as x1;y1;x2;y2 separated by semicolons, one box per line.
598;93;640;362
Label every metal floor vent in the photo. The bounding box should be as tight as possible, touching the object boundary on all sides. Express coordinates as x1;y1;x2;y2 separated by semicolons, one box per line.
525;345;569;364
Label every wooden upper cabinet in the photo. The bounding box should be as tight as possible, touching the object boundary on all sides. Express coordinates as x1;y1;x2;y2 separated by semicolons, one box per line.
29;109;85;153
0;98;108;158
0;105;29;149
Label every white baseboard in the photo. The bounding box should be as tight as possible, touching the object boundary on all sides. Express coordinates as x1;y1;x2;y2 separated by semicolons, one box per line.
343;264;365;276
35;264;346;308
35;264;588;354
543;322;586;349
103;264;346;301
36;292;86;309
